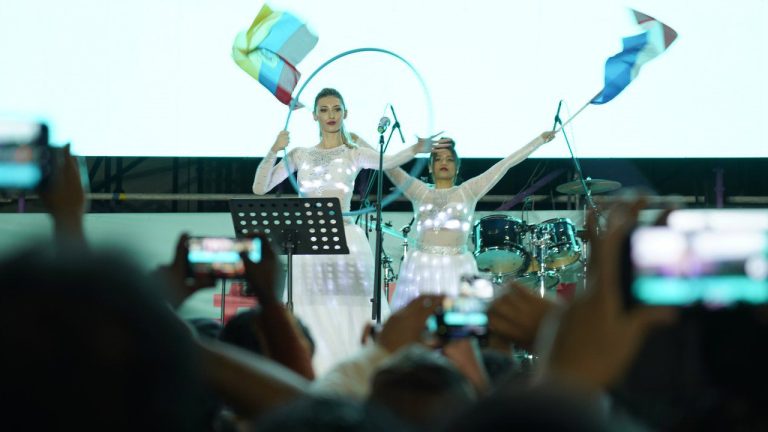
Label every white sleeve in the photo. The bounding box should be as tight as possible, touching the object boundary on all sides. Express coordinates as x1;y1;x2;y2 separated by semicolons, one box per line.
252;148;301;195
354;143;420;170
460;135;547;200
384;167;429;203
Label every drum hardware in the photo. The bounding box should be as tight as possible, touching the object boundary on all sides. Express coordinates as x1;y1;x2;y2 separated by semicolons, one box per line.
555;177;622;195
528;227;556;298
532;218;583;270
471;213;593;367
380;221;409;242
472;215;530;276
556;175;602;293
400;221;412;258
381;253;397;299
471;216;587;297
490;273;506;285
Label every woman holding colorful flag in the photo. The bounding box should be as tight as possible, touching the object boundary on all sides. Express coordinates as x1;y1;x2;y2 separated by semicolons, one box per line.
252;88;446;374
385;130;555;311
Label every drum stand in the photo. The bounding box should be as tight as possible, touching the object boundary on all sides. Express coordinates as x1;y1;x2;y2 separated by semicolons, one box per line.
381;252;396;301
380;223;411;303
529;229;553;299
577;236;590;294
400;224;411;263
511;228;554;367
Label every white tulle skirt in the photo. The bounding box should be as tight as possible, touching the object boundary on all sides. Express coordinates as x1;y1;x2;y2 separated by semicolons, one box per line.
289;223;388;375
390;246;479;311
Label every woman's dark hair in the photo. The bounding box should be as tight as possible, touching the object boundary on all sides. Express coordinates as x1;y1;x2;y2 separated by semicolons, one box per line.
428;138;461;184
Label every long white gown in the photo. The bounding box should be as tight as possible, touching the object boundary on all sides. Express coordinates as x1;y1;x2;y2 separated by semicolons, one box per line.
252;142;418;374
387;137;547;311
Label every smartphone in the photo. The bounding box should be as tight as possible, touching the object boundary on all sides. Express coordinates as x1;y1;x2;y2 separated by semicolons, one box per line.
187;237;262;278
0;120;51;190
428;275;494;340
628;211;768;309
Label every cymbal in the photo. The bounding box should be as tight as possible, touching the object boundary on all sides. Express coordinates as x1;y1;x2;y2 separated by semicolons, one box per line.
556;178;622;195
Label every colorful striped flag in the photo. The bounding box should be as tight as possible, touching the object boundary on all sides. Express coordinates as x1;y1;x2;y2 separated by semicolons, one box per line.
591;9;678;105
232;4;318;108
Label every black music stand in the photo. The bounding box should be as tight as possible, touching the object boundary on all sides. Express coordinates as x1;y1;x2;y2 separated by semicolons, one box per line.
229;198;350;312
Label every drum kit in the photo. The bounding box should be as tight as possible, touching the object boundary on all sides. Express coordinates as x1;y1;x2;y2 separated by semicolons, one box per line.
473;178;620;296
473;215;582;295
378;178;622;299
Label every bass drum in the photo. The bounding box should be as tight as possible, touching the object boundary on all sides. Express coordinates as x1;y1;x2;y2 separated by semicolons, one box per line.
472;215;530;276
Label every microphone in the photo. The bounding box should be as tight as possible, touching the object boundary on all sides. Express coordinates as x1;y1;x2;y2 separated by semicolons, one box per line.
389;104;406;143
377;116;391;134
552;99;563;130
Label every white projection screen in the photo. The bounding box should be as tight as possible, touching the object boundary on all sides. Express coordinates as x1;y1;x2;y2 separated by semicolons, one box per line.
1;0;766;158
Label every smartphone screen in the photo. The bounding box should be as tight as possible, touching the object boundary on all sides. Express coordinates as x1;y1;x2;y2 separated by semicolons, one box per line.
630;224;768;308
428;275;493;339
187;237;261;278
0;120;48;190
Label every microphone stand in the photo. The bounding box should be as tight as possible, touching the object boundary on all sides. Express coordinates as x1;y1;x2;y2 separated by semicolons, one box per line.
355;105;406;225
554;112;601;228
389;104;406;144
372;128;394;323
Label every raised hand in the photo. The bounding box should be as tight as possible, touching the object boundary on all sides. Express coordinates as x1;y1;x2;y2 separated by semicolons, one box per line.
540;131;556;144
376;294;444;353
239;233;314;379
40;144;86;241
414;131;451;154
442;338;490;394
156;233;216;308
271;130;290;153
239;232;283;307
487;282;558;352
543;199;677;392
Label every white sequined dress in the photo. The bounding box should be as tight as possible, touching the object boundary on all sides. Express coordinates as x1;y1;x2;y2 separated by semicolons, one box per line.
386;137;546;311
252;142;419;373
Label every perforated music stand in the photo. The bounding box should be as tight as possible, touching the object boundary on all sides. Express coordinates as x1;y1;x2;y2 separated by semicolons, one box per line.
229;198;349;311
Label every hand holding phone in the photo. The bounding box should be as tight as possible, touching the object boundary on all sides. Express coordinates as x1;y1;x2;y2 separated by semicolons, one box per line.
428;275;493;341
626;210;768;309
186;236;261;279
0;120;51;191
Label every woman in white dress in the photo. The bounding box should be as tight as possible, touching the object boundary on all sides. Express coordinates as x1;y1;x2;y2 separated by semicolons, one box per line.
252;88;440;373
386;131;555;311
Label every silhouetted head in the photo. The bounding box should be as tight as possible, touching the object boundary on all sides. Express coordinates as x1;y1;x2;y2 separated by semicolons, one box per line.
368;346;474;429
254;396;411;432
0;246;208;431
219;307;315;357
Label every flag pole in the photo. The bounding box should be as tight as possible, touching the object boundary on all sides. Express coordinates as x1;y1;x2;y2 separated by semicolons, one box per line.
555;91;602;133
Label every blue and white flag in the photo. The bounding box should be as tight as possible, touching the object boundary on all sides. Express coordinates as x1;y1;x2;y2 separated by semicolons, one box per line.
591;10;678;105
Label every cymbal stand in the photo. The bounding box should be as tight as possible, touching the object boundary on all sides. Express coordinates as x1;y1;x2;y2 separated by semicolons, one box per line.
577;236;590;294
400;223;411;262
556;114;602;229
381;252;396;301
529;227;552;299
578;187;592;295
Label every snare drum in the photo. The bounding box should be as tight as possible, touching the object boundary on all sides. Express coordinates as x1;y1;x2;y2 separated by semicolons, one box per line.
472;215;530;275
532;218;582;269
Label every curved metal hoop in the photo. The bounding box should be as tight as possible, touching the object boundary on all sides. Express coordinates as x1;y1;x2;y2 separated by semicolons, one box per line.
280;47;434;217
